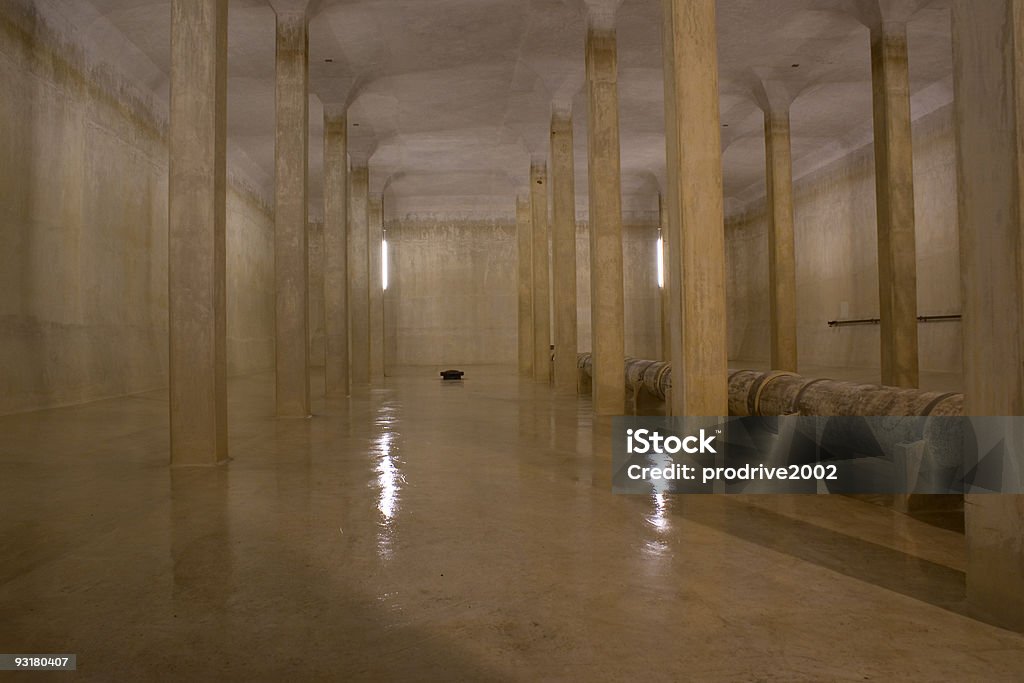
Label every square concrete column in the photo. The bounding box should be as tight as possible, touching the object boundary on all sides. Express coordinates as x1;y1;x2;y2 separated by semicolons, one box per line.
516;197;534;377
273;11;310;417
368;194;385;380
662;0;728;417
531;162;551;384
951;0;1024;632
168;0;228;465
323;113;349;396
870;21;919;388
764;107;798;372
348;163;370;384
659;197;671;364
550;111;578;394
585;25;626;415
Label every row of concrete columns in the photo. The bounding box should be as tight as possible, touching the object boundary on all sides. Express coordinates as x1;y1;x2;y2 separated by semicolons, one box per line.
759;9;921;386
516;0;1023;632
518;0;927;414
755;9;920;385
516;5;727;417
516;22;629;415
518;112;581;396
168;3;384;468
169;0;1019;629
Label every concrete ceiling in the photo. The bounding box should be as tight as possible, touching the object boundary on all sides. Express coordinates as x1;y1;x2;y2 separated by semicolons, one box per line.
34;0;954;219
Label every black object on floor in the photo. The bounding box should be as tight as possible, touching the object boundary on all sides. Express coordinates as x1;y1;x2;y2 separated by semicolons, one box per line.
440;369;465;381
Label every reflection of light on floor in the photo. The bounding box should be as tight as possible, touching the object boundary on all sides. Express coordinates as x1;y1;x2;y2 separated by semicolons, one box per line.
374;429;404;560
377;432;398;520
643;493;671;559
376;591;404;626
647;492;669;532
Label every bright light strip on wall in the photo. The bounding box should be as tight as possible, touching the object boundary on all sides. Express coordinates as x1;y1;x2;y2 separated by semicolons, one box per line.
382;239;389;291
656;235;665;289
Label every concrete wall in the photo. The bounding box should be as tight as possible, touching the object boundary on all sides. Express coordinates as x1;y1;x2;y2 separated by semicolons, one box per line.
577;219;662;360
384;218;517;367
725;105;961;377
0;3;274;414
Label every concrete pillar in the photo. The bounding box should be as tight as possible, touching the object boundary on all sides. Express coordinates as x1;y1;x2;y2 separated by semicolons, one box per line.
273;11;310;417
550;111;578;394
951;0;1024;632
369;195;385;380
167;0;228;465
662;0;728;417
348;164;370;384
763;107;798;372
531;162;551;384
307;219;325;367
659;198;671;363
516;197;534;377
323;113;349;396
870;20;919;388
585;24;626;415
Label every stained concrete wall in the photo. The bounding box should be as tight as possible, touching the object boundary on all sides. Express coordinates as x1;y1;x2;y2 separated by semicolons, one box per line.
381;215;661;370
725;105;961;377
384;218;517;367
0;3;274;414
577;219;662;360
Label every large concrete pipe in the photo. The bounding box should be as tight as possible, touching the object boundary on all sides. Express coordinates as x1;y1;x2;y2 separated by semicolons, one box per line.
725;370;964;493
576;354;672;414
624;357;672;402
726;369;962;418
579;354;967;497
576;353;962;418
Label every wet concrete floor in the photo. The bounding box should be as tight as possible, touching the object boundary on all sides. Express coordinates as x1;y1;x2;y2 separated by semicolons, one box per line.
0;366;1021;680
